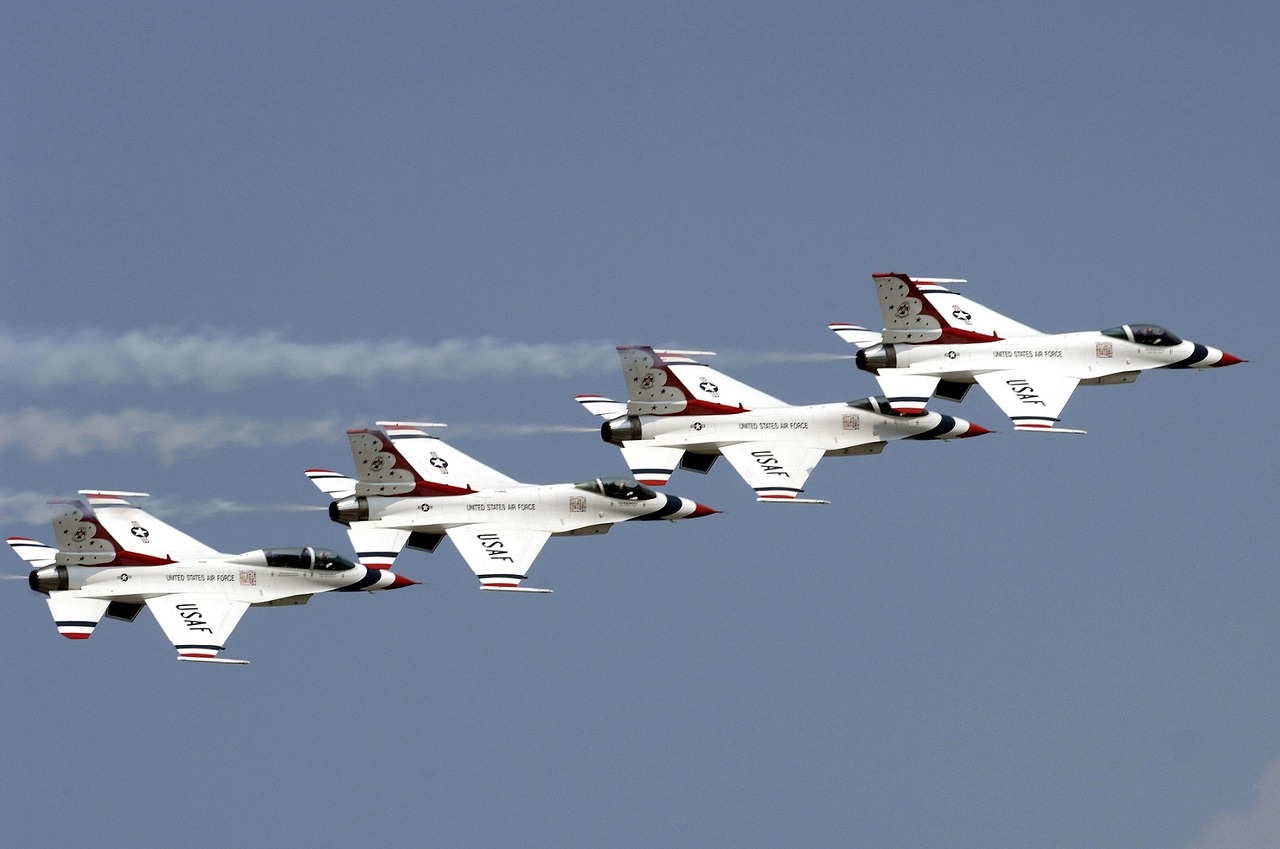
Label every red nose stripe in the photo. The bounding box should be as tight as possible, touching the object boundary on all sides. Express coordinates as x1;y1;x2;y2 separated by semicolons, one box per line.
1215;352;1245;367
689;502;720;518
961;422;991;437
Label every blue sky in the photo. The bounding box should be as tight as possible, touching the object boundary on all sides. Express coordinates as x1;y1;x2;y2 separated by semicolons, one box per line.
2;3;1276;848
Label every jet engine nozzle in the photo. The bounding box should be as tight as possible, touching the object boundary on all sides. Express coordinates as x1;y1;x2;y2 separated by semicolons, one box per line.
601;415;642;445
29;565;68;594
855;343;896;374
329;496;370;525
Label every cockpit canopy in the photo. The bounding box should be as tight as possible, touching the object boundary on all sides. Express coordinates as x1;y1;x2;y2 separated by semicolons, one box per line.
264;547;358;571
1102;324;1183;347
574;476;658;501
847;396;895;415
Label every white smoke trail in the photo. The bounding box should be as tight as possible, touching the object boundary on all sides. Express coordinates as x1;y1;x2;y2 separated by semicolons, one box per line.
0;408;606;461
0;329;844;390
1183;757;1280;849
0;330;618;390
0;491;68;526
0;408;343;460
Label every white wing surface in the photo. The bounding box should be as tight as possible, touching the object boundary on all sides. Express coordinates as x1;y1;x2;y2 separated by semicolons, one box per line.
973;371;1084;433
379;424;521;490
146;594;251;663
83;492;222;559
445;525;553;592
718;442;828;503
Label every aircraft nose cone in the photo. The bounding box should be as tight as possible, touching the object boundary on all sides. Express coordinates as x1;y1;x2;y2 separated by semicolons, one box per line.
688;501;720;518
386;572;417;590
1214;351;1245;367
960;421;991;438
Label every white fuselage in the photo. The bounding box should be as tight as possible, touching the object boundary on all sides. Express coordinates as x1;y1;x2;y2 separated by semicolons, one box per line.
627;402;970;455
885;332;1210;383
355;482;703;535
46;551;396;606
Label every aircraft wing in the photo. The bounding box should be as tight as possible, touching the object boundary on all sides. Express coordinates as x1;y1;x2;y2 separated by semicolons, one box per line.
445;525;553;593
875;372;943;414
379;424;521;490
718;442;828;503
145;594;251;664
82;491;222;559
973;371;1085;434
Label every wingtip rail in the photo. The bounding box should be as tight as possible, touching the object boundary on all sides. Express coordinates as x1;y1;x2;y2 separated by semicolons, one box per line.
178;656;251;665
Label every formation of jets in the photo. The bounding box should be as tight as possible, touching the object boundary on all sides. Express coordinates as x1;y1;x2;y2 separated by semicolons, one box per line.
10;274;1243;662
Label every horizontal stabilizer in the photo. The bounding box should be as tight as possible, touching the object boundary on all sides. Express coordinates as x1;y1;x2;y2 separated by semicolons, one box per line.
480;585;553;594
575;395;628;419
305;469;357;498
827;323;883;349
7;537;56;568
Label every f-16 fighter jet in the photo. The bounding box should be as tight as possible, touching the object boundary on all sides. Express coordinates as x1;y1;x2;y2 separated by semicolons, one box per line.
576;346;988;504
830;273;1245;434
305;422;718;593
8;491;413;664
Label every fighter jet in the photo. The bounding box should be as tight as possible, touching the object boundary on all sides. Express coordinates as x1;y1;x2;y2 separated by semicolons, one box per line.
830;273;1245;434
9;491;413;664
575;346;988;504
305;422;718;593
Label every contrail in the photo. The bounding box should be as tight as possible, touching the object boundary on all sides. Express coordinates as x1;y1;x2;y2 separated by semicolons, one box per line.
0;330;618;390
0;408;343;460
0;329;845;390
0;491;68;526
0;408;604;460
